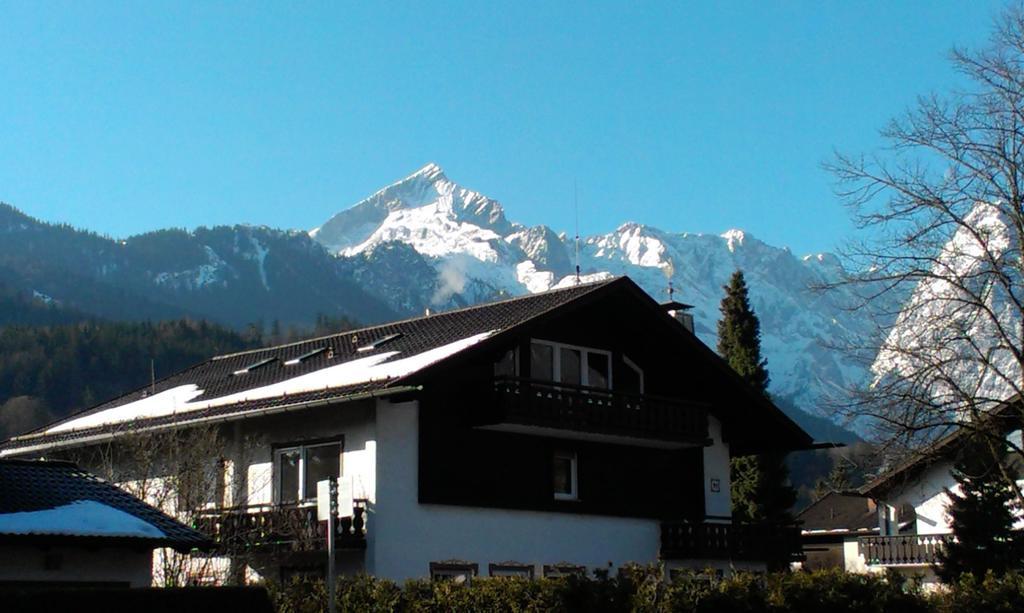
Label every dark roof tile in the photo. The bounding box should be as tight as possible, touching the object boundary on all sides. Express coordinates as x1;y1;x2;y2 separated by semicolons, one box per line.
2;279;615;454
0;459;212;551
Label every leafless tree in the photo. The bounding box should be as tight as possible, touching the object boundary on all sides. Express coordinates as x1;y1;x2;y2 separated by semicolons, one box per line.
66;424;269;586
825;4;1024;505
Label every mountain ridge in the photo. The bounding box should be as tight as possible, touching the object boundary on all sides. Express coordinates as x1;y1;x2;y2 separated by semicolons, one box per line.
313;163;876;428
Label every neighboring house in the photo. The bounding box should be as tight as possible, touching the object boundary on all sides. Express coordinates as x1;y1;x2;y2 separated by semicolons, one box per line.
795;492;878;572
0;277;813;583
0;458;211;587
827;402;1023;587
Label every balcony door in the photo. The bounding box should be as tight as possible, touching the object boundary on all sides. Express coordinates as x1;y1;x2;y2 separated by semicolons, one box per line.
274;440;342;504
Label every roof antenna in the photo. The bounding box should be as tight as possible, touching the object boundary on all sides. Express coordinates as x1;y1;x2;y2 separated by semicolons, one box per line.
574;180;581;285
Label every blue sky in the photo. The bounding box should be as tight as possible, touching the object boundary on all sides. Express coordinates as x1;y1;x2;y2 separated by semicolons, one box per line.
0;1;1007;255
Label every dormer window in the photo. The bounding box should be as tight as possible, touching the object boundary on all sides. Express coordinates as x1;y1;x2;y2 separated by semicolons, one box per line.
529;340;611;389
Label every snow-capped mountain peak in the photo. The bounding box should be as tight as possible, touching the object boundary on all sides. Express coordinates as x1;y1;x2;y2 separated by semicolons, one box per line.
314;165;875;425
311;164;512;256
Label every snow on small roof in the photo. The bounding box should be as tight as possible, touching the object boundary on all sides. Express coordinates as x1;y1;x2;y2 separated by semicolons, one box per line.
0;499;165;539
0;459;211;551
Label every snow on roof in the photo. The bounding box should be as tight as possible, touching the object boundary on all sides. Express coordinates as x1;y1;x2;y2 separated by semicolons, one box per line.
0;499;165;539
45;330;496;434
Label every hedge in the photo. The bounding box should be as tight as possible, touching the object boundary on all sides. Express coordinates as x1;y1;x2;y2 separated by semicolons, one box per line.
266;567;1024;613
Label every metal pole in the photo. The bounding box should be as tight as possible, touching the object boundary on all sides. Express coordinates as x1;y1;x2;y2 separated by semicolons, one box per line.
328;477;337;613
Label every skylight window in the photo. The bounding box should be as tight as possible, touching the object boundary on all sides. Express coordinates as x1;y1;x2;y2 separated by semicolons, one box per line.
356;332;404;353
284;346;328;366
231;357;277;376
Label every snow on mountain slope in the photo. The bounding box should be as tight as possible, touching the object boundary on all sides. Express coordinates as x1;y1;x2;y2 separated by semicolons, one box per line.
870;201;1022;407
313;164;873;423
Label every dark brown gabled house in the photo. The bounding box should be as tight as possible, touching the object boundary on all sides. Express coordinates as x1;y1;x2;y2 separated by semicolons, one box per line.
0;276;812;583
795;492;879;572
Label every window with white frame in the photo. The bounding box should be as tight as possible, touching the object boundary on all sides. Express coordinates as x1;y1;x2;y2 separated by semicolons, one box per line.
274;441;341;504
430;561;478;584
530;340;611;389
553;451;578;501
489;562;534;578
543;563;587;578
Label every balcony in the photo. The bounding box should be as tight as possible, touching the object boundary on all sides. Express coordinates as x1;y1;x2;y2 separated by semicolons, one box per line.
473;377;709;448
661;520;804;562
194;501;367;555
858;534;952;566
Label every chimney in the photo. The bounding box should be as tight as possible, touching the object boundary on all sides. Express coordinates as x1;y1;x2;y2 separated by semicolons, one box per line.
662;301;695;333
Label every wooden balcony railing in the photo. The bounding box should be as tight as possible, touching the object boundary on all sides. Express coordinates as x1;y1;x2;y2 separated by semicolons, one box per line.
481;377;709;445
661;521;803;562
193;501;367;554
858;534;953;566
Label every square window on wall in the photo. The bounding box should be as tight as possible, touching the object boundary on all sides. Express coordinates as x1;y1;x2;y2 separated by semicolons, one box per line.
553;451;578;501
430;561;478;584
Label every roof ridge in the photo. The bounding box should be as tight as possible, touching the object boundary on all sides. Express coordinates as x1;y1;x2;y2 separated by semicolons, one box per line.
211;277;620;361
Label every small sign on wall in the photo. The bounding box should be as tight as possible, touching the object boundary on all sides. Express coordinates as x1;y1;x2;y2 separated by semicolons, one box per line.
709;478;721;493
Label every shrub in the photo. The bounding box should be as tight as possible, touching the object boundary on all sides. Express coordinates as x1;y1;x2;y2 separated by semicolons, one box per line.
263;568;1024;612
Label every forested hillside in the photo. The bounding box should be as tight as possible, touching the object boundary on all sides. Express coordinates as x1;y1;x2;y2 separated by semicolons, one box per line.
0;313;357;440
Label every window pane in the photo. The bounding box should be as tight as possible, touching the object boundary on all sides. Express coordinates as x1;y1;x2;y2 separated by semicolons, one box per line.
619;359;643;394
553;455;573;495
277;449;301;504
560;348;581;385
494;348;516;377
587;353;609;389
530;343;554;380
304;444;341;499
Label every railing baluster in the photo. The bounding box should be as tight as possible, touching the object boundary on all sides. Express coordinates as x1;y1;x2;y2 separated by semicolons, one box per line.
857;534;954;566
490;376;709;443
659;520;801;562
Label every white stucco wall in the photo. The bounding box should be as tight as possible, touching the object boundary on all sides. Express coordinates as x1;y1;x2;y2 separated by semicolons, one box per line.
0;544;152;587
884;461;957;535
702;416;732;520
368;398;663;580
842;538;869;573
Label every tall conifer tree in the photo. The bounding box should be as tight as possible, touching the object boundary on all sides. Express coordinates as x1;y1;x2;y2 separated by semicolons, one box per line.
937;432;1021;582
716;270;796;524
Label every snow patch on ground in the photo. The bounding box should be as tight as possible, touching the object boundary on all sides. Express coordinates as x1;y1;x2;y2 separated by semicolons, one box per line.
0;500;165;539
154;246;227;290
244;236;270;291
32;290;54;305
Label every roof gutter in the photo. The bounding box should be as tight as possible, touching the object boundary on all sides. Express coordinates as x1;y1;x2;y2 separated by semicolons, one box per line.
0;385;423;458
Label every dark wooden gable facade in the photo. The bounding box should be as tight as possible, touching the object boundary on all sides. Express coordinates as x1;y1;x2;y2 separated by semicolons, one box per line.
409;278;812;521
